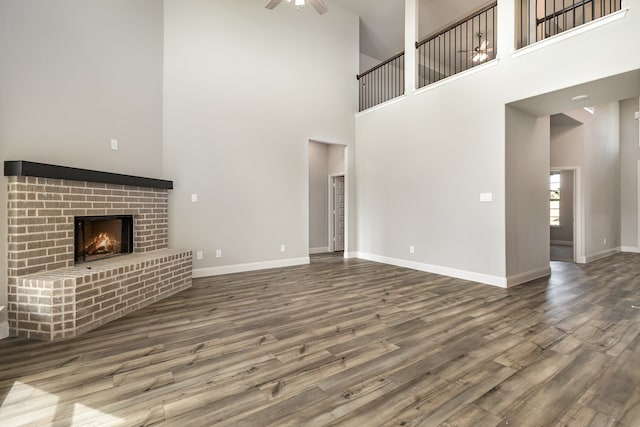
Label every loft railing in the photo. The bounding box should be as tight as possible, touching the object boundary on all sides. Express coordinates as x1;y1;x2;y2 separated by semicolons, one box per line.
517;0;622;48
357;52;405;112
416;2;497;89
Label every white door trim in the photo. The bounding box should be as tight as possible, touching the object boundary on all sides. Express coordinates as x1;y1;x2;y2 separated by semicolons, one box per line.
551;166;583;263
328;174;345;252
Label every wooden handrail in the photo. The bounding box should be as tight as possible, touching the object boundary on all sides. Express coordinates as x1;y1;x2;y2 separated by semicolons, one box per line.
356;51;404;80
536;0;595;24
415;1;497;48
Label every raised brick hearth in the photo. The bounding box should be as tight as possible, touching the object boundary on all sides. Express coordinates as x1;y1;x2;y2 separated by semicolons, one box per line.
5;162;192;340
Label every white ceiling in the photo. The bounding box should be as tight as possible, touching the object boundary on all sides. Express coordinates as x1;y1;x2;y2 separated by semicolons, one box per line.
509;70;640;117
328;0;489;61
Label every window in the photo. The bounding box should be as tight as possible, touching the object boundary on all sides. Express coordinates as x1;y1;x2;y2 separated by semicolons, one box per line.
550;172;560;226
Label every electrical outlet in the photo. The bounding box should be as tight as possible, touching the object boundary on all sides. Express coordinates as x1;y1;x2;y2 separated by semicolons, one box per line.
196;251;203;260
216;249;222;258
409;246;415;254
110;139;118;151
280;244;286;253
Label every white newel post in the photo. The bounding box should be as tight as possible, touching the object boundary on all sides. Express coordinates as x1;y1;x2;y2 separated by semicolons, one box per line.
405;0;417;96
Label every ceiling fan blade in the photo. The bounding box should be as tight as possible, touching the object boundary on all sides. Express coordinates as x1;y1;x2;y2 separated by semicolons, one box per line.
308;0;328;14
265;0;284;10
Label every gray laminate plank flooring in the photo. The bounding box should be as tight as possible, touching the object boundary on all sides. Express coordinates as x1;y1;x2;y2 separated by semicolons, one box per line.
1;252;639;426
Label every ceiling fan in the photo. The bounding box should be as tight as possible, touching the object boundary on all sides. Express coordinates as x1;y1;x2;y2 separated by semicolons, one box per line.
265;0;328;14
459;33;493;63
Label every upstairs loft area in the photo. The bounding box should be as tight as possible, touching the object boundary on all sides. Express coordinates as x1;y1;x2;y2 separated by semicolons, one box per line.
357;0;623;112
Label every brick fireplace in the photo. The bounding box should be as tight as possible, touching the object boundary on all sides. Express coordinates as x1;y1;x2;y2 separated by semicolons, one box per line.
5;161;192;340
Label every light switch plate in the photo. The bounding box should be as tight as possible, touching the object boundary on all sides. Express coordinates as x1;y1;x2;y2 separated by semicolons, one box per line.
480;193;493;202
191;194;198;203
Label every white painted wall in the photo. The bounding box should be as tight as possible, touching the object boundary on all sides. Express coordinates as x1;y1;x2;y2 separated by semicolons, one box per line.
0;0;164;332
550;121;585;167
328;144;346;175
505;107;551;282
360;53;383;73
581;103;621;259
550;104;621;262
419;0;490;38
550;120;585;246
163;0;358;276
355;0;640;286
309;142;330;251
620;97;640;249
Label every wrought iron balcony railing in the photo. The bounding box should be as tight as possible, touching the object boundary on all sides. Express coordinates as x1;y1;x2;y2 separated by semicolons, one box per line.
356;52;405;112
416;2;497;89
516;0;622;48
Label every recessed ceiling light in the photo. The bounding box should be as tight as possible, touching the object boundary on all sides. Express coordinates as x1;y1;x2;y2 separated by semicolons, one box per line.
571;95;589;102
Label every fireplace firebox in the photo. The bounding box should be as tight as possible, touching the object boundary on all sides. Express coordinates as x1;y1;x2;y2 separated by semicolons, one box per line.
75;215;134;263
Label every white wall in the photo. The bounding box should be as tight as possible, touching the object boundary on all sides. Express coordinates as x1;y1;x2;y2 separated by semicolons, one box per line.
505;107;551;282
0;0;164;331
360;53;383;73
620;97;640;249
328;144;346;175
550;121;585;166
163;0;358;276
354;0;640;286
309;142;329;251
550;104;621;261
550;120;585;246
582;103;621;259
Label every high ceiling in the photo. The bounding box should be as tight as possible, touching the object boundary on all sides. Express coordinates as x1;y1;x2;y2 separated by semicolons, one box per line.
329;0;490;61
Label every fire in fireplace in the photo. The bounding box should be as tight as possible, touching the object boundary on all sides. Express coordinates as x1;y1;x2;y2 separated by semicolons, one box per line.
75;215;133;263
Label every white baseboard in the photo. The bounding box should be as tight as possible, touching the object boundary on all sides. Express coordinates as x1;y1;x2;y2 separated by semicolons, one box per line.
585;247;620;263
352;252;508;288
309;247;330;255
506;266;551;287
344;251;359;259
621;246;640;253
550;240;573;246
0;321;9;340
193;257;310;278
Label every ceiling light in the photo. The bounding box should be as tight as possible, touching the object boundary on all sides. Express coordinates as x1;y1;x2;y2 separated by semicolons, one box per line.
472;52;487;63
571;95;589;102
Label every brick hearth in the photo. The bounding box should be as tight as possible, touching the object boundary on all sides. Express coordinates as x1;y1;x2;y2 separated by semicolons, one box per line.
5;162;192;340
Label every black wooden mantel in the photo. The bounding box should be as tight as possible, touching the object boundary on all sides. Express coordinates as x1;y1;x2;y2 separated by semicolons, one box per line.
4;161;173;189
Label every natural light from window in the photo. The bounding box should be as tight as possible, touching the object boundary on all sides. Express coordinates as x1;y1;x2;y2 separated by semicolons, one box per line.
550;172;560;226
0;381;123;425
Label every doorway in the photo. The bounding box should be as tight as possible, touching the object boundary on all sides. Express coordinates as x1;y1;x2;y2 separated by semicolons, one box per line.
308;141;347;255
330;175;345;252
550;169;576;262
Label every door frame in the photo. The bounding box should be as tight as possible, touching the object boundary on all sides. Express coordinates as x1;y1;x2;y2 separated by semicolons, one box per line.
328;173;345;252
550;166;584;263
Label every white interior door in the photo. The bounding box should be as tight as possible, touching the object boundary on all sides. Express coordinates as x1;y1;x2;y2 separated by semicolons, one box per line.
332;176;345;251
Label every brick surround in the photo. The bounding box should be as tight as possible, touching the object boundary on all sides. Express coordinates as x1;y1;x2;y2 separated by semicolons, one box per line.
6;174;192;340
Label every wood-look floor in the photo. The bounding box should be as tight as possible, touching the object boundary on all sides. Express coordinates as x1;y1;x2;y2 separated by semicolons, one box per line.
1;253;640;426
